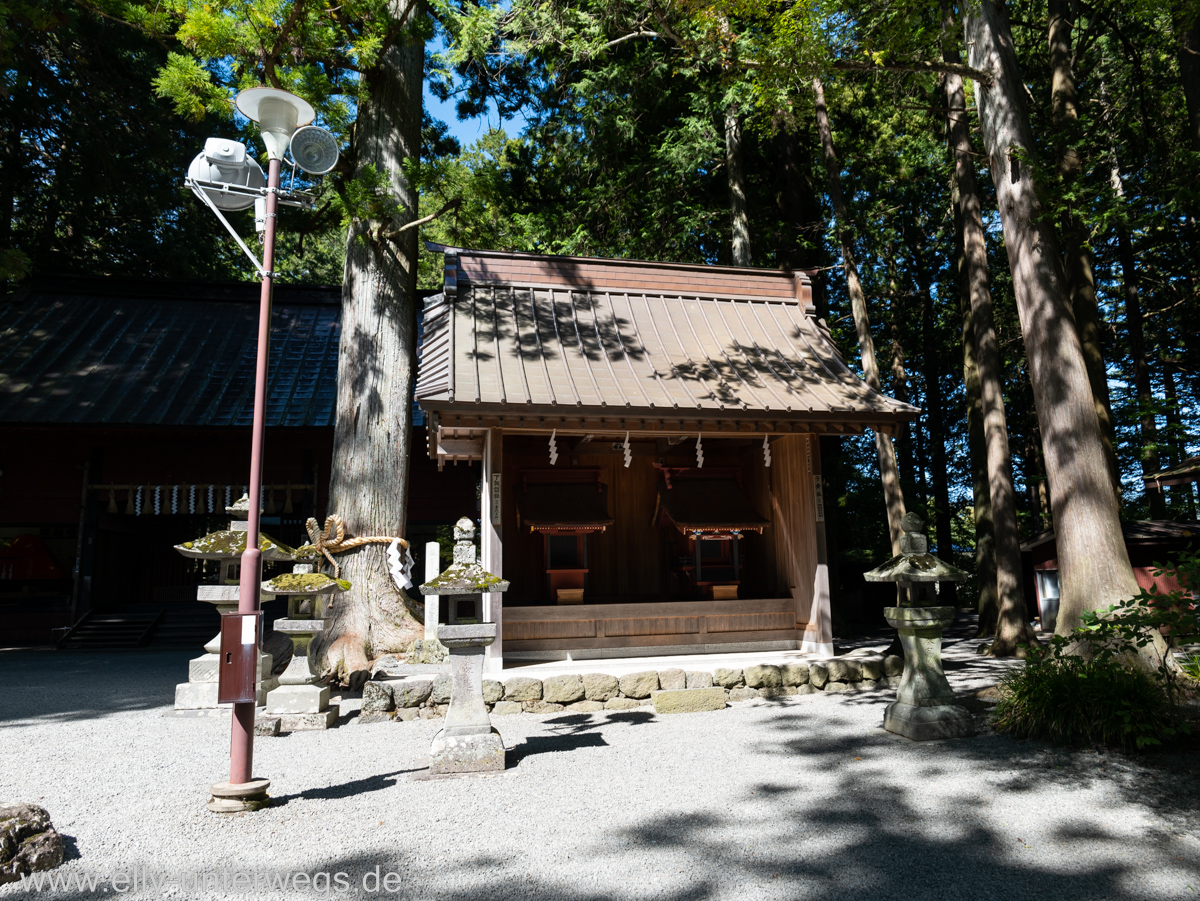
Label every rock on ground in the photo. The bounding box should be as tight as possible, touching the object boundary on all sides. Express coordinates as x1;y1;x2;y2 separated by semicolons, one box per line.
0;804;63;884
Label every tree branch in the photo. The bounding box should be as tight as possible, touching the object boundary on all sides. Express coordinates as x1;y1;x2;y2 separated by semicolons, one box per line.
831;59;993;86
378;197;462;243
603;30;667;50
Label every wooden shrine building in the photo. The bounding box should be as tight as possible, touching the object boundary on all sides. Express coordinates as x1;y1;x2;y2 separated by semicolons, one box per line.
415;246;918;665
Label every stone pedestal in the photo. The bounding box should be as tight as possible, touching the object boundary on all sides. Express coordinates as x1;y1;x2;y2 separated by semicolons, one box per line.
429;623;505;774
174;581;276;711
882;606;974;741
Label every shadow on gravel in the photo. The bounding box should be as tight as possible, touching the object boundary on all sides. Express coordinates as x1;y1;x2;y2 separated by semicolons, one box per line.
0;649;186;723
507;732;609;766
270;769;423;805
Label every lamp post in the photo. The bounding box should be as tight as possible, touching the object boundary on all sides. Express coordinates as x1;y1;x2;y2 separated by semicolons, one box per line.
187;87;338;814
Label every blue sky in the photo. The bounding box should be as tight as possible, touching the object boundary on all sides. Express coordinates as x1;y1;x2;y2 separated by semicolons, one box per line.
424;82;514;147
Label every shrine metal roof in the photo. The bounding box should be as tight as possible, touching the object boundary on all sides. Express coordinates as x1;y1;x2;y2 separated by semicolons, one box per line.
0;276;341;427
415;247;919;435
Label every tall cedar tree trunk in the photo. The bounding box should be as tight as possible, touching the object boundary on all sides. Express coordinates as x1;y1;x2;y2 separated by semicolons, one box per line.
945;33;1033;651
726;104;752;266
965;0;1140;635
813;78;907;554
1178;10;1200;151
909;235;956;605
1049;0;1120;494
315;3;425;685
959;253;1000;635
1116;215;1166;517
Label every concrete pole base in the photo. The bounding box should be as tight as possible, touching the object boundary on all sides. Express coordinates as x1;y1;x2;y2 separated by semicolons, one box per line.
207;778;271;813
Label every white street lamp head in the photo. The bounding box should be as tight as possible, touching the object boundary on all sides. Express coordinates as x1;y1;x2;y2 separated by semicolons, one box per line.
289;125;340;175
236;87;315;161
187;138;265;210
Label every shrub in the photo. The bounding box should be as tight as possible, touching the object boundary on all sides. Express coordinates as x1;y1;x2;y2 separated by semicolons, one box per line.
992;548;1198;752
993;654;1175;752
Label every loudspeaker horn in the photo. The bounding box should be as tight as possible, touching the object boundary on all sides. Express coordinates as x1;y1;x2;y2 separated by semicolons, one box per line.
289;125;340;175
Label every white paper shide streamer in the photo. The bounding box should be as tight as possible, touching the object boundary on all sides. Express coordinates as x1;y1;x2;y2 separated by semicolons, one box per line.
387;539;416;590
695;433;704;469
549;429;559;466
622;432;632;468
763;435;772;468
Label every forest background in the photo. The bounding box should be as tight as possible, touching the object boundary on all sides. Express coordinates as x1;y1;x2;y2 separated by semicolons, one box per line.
4;0;1199;649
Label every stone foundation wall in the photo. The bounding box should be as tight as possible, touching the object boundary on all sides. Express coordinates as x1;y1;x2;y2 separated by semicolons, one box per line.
359;655;905;722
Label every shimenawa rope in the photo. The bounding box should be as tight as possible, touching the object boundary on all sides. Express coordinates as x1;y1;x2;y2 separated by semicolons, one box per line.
299;514;409;578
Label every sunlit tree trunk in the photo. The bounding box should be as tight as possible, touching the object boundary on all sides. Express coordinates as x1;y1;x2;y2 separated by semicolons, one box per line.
726;104;752;266
1049;0;1119;495
965;0;1139;635
944;21;1032;650
813;77;906;554
314;2;426;686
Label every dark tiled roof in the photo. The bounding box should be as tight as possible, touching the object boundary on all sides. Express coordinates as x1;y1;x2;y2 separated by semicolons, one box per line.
1021;520;1200;552
0;276;341;427
1144;455;1200;489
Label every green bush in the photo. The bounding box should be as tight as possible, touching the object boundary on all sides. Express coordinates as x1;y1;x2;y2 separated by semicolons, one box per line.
993;654;1175;752
992;548;1198;752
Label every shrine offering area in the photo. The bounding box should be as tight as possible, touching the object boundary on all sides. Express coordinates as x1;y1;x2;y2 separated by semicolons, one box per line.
2;640;1199;901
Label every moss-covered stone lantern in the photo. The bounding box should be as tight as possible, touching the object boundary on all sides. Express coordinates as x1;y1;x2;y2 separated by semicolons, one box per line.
418;517;509;623
172;493;292;712
260;564;349;731
864;512;973;742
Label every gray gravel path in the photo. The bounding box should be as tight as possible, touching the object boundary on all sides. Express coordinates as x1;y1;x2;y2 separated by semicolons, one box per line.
1;638;1198;901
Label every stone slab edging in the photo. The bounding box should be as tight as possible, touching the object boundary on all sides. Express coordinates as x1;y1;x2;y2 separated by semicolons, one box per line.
358;655;905;722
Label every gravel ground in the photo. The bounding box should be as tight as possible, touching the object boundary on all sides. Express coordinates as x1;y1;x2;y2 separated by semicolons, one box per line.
2;635;1198;901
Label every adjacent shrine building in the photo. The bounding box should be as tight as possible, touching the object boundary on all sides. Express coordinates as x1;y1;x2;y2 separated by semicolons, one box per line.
415;246;918;666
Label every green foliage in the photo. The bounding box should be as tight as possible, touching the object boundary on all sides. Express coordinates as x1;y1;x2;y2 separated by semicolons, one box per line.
993;550;1199;751
992;652;1178;752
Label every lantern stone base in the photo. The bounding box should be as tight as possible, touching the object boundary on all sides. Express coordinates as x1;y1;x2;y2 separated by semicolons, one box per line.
207;778;270;814
174;669;278;710
278;709;338;731
429;729;506;775
883;700;974;741
265;684;330;715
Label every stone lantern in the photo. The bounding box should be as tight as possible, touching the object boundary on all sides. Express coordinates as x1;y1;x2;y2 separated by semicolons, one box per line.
863;512;973;741
260;563;347;731
172;494;293;712
418;517;510;774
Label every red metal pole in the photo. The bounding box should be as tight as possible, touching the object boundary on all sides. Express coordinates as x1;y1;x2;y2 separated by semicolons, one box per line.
229;156;280;786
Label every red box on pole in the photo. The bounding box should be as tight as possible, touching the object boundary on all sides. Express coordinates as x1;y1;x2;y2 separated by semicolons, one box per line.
218;611;262;704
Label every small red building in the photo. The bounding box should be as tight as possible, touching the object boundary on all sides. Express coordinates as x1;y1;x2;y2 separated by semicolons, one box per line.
1021;521;1200;629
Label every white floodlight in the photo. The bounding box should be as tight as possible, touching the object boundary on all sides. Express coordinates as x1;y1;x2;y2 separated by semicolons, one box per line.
187;139;265;210
235;87;315;161
288;125;340;175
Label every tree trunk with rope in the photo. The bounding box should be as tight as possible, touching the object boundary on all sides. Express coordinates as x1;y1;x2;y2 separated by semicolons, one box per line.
813;78;906;554
311;1;426;688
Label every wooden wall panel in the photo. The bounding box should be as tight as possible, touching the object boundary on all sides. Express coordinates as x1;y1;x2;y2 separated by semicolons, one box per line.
505;619;597;641
603;616;699;637
704;612;794;633
769;435;818;625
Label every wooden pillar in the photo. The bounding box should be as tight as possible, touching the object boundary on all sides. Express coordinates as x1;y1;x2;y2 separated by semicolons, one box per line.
802;436;834;655
481;428;504;671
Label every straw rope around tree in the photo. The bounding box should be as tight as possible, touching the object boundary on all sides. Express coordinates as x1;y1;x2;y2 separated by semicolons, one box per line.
297;515;409;579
